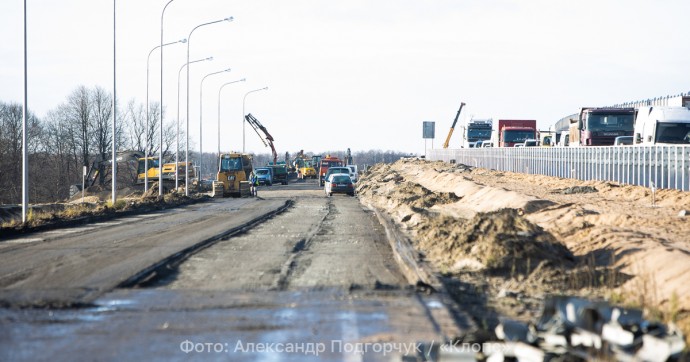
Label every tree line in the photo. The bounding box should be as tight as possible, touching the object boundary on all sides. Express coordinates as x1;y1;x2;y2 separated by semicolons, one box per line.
0;86;413;205
0;86;181;204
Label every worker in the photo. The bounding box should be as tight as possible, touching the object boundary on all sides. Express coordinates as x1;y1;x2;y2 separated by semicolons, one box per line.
249;171;259;197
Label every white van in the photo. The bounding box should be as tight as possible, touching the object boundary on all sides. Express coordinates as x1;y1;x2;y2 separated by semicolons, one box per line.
347;164;358;183
634;106;690;145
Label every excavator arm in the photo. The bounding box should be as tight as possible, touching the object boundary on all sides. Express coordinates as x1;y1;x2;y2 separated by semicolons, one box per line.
442;102;466;149
245;113;278;165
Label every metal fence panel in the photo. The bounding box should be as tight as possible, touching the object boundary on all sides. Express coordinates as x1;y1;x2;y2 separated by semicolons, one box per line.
429;145;690;191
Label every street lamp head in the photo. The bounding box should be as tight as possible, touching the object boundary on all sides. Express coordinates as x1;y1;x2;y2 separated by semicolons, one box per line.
224;16;234;22
224;68;232;72
179;38;188;44
262;87;268;90
241;78;247;82
207;56;214;61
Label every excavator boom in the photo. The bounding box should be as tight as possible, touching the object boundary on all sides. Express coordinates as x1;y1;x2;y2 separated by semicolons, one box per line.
245;113;278;164
442;102;466;149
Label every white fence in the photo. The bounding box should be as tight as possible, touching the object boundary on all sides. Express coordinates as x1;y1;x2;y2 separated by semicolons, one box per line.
429;146;690;192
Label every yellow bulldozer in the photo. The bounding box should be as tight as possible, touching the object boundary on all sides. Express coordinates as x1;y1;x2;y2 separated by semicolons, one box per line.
216;152;253;197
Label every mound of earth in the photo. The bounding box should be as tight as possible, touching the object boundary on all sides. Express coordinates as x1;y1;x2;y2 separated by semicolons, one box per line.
358;158;690;340
416;209;574;274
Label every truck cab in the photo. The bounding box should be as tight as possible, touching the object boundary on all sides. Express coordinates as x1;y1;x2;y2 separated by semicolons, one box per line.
570;108;635;146
634;106;690;145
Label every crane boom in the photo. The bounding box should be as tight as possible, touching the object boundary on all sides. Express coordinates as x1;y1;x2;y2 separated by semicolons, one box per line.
442;102;466;149
245;113;278;164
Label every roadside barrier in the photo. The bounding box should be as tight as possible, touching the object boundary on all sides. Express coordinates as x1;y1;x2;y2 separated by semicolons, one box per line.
429;145;690;191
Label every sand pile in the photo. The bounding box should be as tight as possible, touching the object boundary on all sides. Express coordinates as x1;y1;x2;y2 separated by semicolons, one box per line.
416;209;574;274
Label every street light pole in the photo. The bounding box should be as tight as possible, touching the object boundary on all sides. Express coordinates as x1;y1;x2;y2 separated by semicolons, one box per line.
242;87;268;153
217;79;246;156
176;56;212;190
145;38;185;192
185;16;233;196
22;0;28;222
199;68;231;179
111;0;117;205
159;0;175;196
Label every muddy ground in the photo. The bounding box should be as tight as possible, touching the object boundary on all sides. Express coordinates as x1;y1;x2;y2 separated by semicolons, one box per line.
357;158;690;342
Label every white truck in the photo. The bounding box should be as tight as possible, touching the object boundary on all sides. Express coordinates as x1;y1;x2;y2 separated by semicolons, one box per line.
633;106;690;145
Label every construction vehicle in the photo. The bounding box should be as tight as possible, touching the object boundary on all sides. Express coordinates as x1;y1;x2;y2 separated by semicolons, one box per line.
245;113;278;165
319;155;344;186
293;150;317;179
216;152;253;197
84;150;144;187
496;120;537;147
442;102;466;148
568;108;635;146
634;106;690;145
136;158;194;189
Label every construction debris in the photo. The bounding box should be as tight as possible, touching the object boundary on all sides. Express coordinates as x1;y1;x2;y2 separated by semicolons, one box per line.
491;295;686;361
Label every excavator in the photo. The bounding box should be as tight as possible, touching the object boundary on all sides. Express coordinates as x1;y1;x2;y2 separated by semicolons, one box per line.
245;113;289;185
245;113;277;165
293;150;317;179
442;102;466;149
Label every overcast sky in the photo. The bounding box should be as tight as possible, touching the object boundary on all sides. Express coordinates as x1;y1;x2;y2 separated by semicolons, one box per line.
2;1;689;155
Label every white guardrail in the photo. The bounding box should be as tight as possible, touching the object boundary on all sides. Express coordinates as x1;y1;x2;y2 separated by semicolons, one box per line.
429;146;690;192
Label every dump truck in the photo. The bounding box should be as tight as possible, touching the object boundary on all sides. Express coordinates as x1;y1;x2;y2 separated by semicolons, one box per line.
568;107;635;146
319;155;344;186
216;152;253;197
497;120;537;147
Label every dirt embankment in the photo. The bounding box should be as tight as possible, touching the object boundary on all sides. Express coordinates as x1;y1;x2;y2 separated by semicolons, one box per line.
1;183;208;237
357;159;690;337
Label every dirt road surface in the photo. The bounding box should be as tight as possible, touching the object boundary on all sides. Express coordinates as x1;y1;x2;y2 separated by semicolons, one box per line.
0;180;464;361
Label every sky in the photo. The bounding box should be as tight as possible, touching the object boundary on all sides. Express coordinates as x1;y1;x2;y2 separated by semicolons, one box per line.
1;0;689;155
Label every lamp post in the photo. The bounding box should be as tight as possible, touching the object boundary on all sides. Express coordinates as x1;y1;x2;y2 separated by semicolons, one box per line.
145;38;185;192
22;0;28;222
199;68;231;178
242;87;268;153
159;0;175;196
176;56;212;190
185;16;233;196
217;79;246;156
111;0;117;204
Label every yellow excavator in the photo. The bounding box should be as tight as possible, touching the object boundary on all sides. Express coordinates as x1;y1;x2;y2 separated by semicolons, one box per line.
442;102;466;149
293;150;317;179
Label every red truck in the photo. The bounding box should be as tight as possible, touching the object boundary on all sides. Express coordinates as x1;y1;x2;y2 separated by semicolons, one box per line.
497;119;537;147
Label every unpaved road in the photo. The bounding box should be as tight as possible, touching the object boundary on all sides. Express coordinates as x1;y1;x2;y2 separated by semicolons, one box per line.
0;180;464;361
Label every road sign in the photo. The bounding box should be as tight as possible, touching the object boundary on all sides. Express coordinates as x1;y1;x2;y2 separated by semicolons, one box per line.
423;121;435;139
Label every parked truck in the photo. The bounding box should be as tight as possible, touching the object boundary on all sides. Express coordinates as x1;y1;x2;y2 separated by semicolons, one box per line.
496;120;537;147
318;155;344;186
568;107;635;146
633;106;690;145
465;119;493;147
